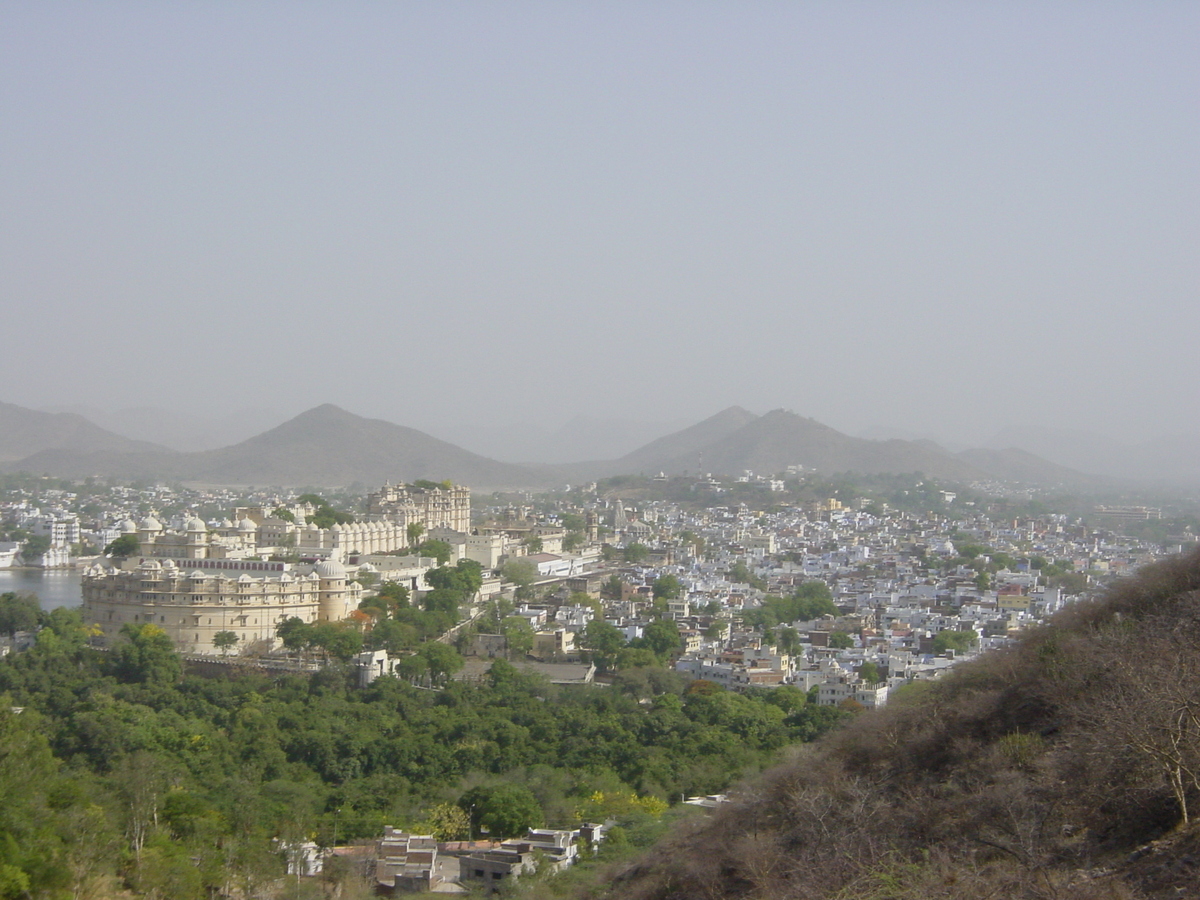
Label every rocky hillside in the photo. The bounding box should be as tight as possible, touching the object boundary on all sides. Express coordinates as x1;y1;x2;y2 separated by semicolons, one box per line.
599;548;1200;900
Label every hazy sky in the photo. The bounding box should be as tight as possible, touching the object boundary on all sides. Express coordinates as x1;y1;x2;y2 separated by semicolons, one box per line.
3;2;1196;449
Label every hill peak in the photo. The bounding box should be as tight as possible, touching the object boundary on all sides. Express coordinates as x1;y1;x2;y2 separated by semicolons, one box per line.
293;403;356;421
715;405;756;419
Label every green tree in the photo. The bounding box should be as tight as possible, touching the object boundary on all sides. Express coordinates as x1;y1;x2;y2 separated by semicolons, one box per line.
394;653;428;684
639;619;683;659
459;785;543;839
580;619;626;672
704;621;728;641
932;629;978;654
307;499;355;529
422;588;462;617
502;558;539;600
794;579;834;606
375;581;412;613
412;479;452;491
859;661;881;684
0;593;39;637
617;647;660;669
277;617;312;654
406;522;425;547
416;539;453;565
501;616;535;659
368;619;419;654
319;626;363;662
652;574;682;600
623;544;650;564
727;559;768;590
425;559;483;596
421;803;470;841
1054;572;1088;594
103;533;140;558
775;626;802;657
600;575;625;603
419;643;463;685
828;631;854;650
212;631;239;657
20;535;51;560
0;703;86;897
728;560;753;584
108;623;182;684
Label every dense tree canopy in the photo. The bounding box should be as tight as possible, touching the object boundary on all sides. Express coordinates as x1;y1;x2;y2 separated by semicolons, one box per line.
416;539;453;566
932;629;978;654
0;593;39;638
652;575;682;600
0;599;850;899
458;784;543;839
424;559;483;596
108;623;182;684
20;536;51;559
744;582;837;630
623;544;650;564
103;533;140;558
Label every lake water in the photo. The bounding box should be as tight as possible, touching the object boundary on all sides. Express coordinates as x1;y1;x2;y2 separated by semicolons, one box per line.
0;568;83;610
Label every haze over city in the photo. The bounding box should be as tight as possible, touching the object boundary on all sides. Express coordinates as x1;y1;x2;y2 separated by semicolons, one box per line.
3;3;1197;459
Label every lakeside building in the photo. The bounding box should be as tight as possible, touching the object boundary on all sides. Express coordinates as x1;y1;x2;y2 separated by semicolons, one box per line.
126;481;471;563
80;481;470;655
81;556;360;655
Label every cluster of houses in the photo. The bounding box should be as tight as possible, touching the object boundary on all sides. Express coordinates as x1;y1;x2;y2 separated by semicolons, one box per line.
288;823;608;894
447;489;1178;708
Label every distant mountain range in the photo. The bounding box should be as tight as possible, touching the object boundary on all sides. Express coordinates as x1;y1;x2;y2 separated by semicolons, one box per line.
432;414;696;465
0;400;1177;490
3;404;537;490
39;403;280;452
0;402;169;462
555;407;1102;488
984;425;1200;485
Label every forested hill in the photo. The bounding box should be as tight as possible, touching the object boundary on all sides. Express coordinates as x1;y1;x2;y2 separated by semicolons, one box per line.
602;547;1200;900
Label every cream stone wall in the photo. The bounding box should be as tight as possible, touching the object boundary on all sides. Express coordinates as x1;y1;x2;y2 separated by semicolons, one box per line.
81;557;361;655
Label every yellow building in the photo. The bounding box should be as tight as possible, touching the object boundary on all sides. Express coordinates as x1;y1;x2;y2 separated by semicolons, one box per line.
365;482;471;533
81;556;360;656
83;480;470;656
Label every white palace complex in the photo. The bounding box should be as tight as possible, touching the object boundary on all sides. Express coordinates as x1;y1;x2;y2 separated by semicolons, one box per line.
81;481;470;655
